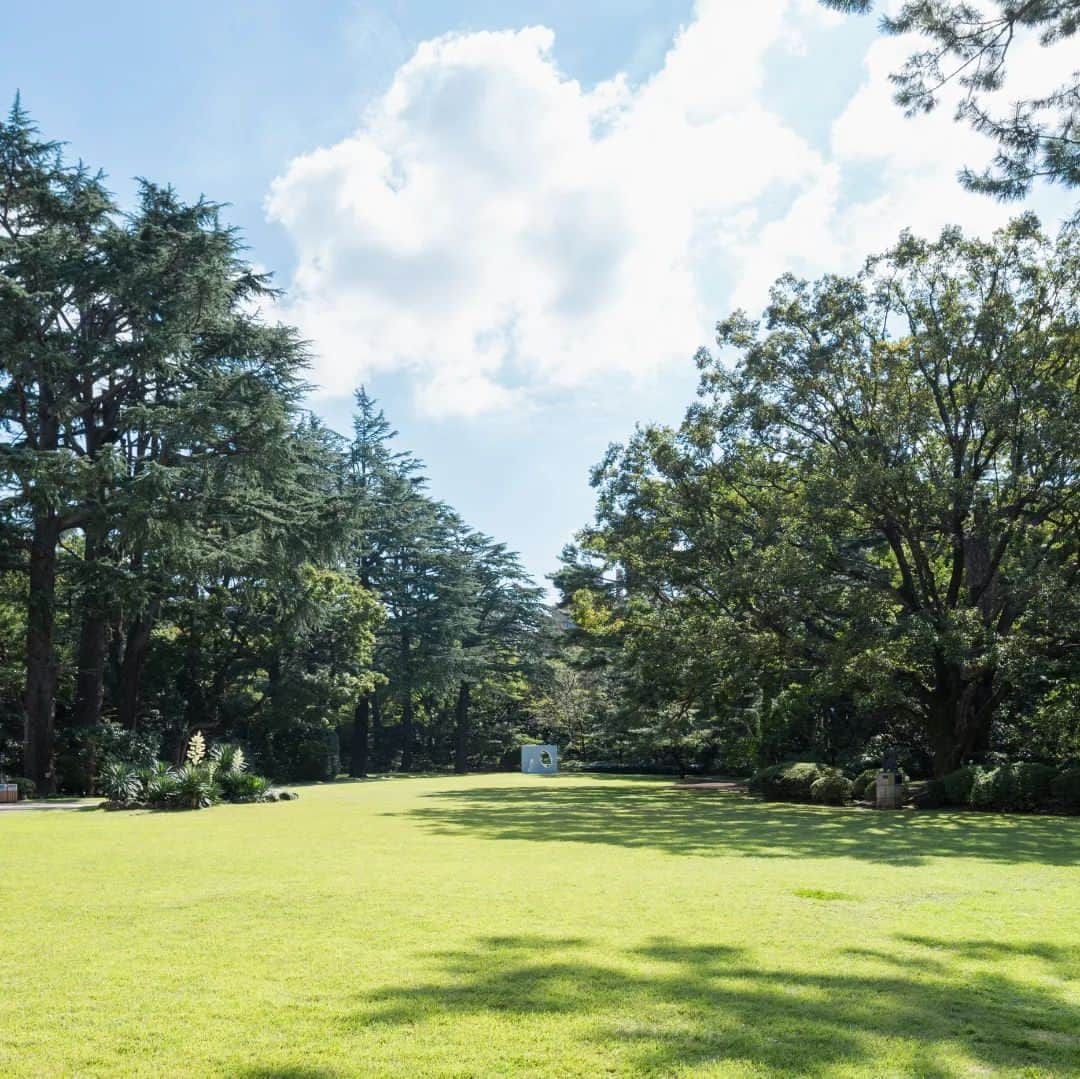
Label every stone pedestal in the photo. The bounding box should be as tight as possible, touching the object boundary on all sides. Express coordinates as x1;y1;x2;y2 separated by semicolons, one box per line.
875;771;903;810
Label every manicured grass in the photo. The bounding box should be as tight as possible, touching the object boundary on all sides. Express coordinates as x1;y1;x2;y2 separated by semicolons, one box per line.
2;774;1079;1077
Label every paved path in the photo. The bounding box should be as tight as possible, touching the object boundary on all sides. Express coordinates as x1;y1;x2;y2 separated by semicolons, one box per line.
0;798;102;813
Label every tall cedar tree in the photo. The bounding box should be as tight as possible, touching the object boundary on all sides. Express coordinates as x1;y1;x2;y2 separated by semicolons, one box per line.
0;101;308;788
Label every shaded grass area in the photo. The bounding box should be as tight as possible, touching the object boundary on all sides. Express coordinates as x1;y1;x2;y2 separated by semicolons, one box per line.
402;778;1080;865
1;774;1078;1077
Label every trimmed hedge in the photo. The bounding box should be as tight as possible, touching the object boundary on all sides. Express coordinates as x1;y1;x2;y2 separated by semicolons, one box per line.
851;769;878;800
1051;768;1080;814
810;774;853;805
751;759;1080;814
941;766;983;807
749;762;840;803
970;763;1057;813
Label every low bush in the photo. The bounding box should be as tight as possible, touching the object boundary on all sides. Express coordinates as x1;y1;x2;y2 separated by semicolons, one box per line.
98;761;143;807
174;763;219;810
911;779;945;809
220;771;271;803
810;774;853;805
1051;768;1080;814
940;766;983;807
146;771;180;808
94;732;274;812
11;776;35;800
750;762;839;803
850;769;875;800
970;762;1057;813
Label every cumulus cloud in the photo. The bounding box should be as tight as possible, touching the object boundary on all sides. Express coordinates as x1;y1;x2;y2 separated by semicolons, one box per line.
266;0;1074;416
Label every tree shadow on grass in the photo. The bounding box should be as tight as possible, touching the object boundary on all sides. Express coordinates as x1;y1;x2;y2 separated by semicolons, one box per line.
348;933;1080;1076
398;782;1080;865
235;1070;342;1078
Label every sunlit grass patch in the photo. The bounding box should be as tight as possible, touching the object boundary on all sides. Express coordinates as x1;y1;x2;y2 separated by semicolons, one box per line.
1;773;1078;1077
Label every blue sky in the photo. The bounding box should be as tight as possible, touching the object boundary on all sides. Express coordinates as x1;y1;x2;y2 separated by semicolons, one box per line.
4;2;1074;589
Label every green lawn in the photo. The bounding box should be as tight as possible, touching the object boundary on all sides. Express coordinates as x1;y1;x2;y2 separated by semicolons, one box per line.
2;774;1078;1077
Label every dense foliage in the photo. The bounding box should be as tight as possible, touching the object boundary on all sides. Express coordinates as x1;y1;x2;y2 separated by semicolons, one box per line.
3;100;1076;808
0;104;550;793
558;218;1080;782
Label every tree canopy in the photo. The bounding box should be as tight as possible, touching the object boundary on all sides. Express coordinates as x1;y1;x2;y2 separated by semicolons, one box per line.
561;218;1080;776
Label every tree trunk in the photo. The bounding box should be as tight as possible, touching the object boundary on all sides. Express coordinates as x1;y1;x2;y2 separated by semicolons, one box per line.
73;610;109;729
73;525;110;729
454;680;470;775
23;513;60;793
401;691;415;771
118;600;160;730
928;665;996;777
399;628;414;771
370;691;383;768
351;694;370;778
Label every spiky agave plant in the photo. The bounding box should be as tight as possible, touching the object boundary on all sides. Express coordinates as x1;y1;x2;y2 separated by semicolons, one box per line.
142;763;180;808
210;743;246;775
98;761;143;806
136;760;174;799
174;763;219;810
220;771;271;803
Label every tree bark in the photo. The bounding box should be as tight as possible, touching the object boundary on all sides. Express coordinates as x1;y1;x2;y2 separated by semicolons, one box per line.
399;628;414;771
928;664;996;776
400;690;415;771
350;694;370;778
117;600;159;730
73;524;110;729
454;680;470;775
23;513;60;792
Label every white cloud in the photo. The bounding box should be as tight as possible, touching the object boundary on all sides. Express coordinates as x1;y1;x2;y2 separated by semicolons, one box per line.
266;0;1074;416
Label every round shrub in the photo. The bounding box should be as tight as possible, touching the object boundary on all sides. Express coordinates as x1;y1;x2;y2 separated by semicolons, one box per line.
940;765;983;807
851;769;878;800
750;762;838;803
970;762;1057;813
747;764;782;795
810;774;853;805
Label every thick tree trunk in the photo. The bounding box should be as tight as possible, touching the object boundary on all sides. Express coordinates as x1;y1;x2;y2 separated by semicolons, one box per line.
117;601;159;730
350;694;370;778
370;691;383;767
73;612;109;729
454;680;470;775
400;691;415;771
23;513;61;793
73;525;110;729
399;628;414;771
928;664;996;777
